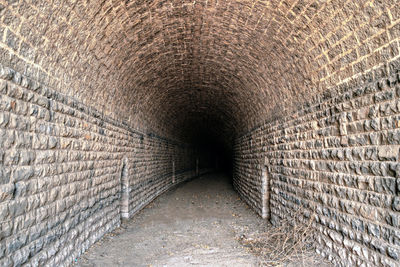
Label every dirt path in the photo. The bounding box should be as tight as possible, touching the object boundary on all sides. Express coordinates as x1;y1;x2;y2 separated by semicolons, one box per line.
76;173;266;266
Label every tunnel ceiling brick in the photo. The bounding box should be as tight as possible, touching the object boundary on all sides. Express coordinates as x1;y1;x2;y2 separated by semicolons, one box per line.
1;0;398;141
0;0;400;266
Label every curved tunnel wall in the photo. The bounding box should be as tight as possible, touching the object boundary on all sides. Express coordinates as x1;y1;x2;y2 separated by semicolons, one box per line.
0;0;399;266
234;68;400;266
0;65;209;265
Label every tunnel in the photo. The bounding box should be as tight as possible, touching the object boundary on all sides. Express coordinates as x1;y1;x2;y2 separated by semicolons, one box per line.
0;0;400;266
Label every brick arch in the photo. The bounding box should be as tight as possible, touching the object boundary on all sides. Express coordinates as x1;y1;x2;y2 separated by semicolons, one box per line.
1;0;327;141
2;0;397;143
0;0;399;265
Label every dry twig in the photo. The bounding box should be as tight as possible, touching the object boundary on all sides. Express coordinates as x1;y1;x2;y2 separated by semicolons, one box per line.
239;209;331;266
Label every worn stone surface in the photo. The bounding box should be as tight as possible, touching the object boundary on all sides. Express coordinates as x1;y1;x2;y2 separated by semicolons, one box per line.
234;69;400;266
76;173;262;267
0;0;398;142
0;0;399;266
0;65;205;266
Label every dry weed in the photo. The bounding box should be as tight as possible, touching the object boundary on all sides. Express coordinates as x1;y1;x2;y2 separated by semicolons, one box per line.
239;210;332;266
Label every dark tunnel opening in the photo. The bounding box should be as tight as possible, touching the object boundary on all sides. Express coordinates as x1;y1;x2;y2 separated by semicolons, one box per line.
176;114;236;180
192;131;234;178
1;0;399;266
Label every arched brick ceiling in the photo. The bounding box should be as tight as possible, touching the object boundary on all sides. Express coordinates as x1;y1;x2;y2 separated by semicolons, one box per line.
3;0;398;143
117;0;312;141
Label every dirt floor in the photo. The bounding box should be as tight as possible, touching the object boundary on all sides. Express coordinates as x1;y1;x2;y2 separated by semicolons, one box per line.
75;173;327;267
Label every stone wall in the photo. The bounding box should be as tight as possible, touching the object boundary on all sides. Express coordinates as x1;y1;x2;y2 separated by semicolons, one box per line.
0;64;202;267
1;0;399;266
233;59;400;266
233;126;267;218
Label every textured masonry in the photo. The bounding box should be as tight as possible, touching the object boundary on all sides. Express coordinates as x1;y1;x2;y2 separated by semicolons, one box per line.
0;66;207;266
234;61;400;266
0;0;400;266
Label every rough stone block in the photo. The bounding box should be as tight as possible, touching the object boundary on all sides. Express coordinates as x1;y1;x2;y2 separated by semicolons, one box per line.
0;112;9;127
5;29;19;51
393;197;400;212
377;146;399;161
12;166;34;182
0;167;11;184
0;183;14;201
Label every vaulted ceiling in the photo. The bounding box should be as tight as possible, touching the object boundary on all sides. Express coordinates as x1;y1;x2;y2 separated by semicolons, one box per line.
2;0;398;143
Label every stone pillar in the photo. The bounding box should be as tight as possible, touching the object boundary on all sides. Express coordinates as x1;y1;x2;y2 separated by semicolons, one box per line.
261;166;270;219
172;160;175;183
120;158;129;221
